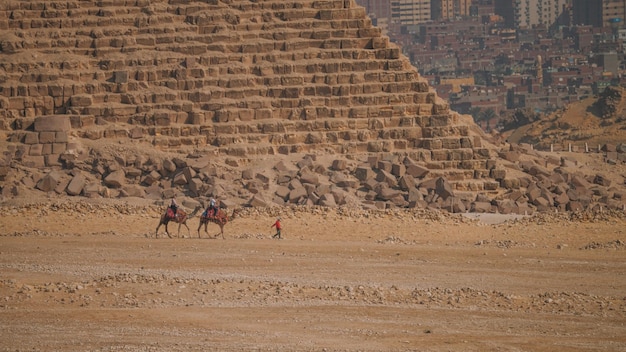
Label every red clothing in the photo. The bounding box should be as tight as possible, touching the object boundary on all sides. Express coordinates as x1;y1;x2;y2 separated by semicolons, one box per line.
271;220;282;230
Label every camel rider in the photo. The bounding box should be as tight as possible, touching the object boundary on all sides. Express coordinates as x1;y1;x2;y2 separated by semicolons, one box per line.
209;198;219;218
169;198;179;220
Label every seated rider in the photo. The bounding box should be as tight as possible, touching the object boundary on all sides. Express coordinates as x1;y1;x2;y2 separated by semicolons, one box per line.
209;198;219;218
169;198;179;220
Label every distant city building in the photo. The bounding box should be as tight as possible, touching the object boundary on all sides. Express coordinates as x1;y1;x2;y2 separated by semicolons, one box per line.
391;0;432;25
572;0;626;28
495;0;569;29
432;0;472;20
471;0;496;17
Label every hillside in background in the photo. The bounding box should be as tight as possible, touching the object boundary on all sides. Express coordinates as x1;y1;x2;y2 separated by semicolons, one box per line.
504;86;626;151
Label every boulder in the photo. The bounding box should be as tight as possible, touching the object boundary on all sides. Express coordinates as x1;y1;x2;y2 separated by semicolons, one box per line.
142;170;161;186
375;169;397;188
376;186;402;201
172;171;188;185
104;170;126;188
36;171;63;192
354;165;375;181
405;163;429;178
121;185;145;198
398;174;416;191
435;177;454;200
300;171;320;185
470;201;492;213
331;159;347;171
248;193;270;207
242;169;254;180
391;163;406;177
593;174;611;187
66;173;86;196
288;186;308;203
275;185;291;201
318;193;337;207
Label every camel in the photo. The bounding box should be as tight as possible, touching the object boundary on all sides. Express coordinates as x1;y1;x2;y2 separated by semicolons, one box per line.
155;206;200;238
197;208;240;239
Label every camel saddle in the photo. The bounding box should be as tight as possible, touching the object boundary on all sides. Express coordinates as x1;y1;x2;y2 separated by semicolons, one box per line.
203;208;217;219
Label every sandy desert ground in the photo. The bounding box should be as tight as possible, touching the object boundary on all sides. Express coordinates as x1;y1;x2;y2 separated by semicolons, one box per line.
1;197;625;351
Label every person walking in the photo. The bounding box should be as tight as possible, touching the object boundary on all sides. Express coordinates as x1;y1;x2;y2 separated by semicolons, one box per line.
271;217;282;239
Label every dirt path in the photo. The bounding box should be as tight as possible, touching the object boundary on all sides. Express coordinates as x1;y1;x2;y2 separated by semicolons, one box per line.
1;200;625;351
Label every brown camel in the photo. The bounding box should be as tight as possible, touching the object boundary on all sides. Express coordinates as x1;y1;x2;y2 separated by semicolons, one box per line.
197;208;240;239
155;206;200;238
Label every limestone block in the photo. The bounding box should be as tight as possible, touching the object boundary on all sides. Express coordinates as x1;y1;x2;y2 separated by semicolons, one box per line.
375;169;397;188
104;170;126;188
288;186;308;203
66;173;86;196
527;165;551;177
188;178;204;196
118;185;144;198
38;131;55;144
331;172;357;188
565;201;583;212
496;199;518;214
318;193;337;207
70;95;93;107
24;132;39;144
255;172;270;184
354;165;374;181
553;192;570;206
405;164;429;179
549;172;566;184
500;178;520;189
173;171;188;185
241;169;254;180
490;169;506;180
36;171;63;192
470;201;491;213
51;143;66;154
142;170;161;186
275;186;291;201
288;177;304;191
375;160;391;172
594;174;611;187
29;144;43;156
376;186;401;201
391;163;406;177
83;183;101;198
300;171;319;186
34;115;71;132
435;177;454;200
163;159;177;173
571;175;591;189
183;167;196;182
398;175;416;191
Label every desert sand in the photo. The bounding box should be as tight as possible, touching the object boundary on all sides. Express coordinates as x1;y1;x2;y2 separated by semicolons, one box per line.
1;198;625;351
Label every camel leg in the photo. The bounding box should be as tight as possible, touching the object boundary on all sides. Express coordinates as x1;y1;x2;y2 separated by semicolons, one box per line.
220;225;225;239
197;221;202;238
183;222;191;238
202;223;211;239
164;222;172;238
155;222;161;238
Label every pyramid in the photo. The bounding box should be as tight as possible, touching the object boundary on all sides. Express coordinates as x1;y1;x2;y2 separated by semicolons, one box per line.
0;0;504;206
